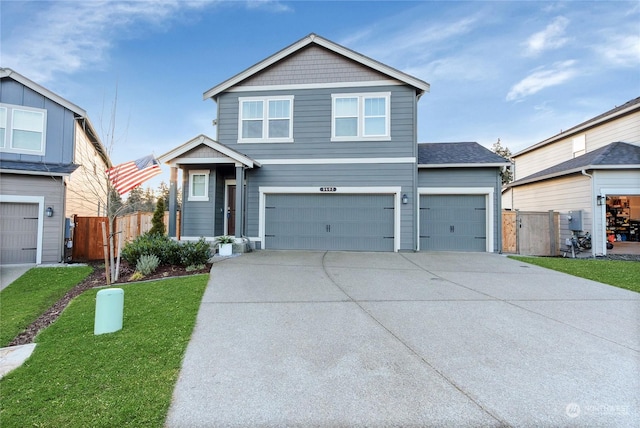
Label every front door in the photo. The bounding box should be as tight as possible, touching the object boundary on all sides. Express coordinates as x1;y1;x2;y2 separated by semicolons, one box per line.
226;185;236;236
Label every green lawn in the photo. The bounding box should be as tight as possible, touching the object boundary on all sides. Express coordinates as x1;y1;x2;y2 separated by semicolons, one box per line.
0;274;209;428
0;266;93;346
509;256;640;293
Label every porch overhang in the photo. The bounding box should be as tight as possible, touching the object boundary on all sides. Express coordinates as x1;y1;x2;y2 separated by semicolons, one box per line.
157;134;260;168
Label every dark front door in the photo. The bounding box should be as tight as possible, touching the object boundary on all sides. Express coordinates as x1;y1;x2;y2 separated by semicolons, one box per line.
227;185;236;236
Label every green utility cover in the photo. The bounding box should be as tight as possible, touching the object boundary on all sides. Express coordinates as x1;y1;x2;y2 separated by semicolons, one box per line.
94;288;124;335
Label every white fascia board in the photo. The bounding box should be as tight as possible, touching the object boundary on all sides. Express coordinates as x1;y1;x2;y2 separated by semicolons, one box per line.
227;80;404;93
418;163;509;168
203;34;429;100
507;164;640;188
158;134;259;168
258;157;415;165
0;168;70;177
1;68;86;117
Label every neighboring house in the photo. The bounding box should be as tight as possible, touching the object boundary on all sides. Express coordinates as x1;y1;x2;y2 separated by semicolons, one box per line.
505;97;640;256
0;68;110;264
159;34;508;252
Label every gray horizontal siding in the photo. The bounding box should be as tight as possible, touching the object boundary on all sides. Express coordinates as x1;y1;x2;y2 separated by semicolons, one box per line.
0;173;65;263
246;163;416;250
181;167;216;237
217;85;416;159
0;78;76;165
418;167;502;251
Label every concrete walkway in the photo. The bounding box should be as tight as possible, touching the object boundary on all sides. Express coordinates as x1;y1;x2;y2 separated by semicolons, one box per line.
166;251;640;427
0;264;34;291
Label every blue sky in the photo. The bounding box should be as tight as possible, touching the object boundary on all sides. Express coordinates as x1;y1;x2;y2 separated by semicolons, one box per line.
2;0;639;189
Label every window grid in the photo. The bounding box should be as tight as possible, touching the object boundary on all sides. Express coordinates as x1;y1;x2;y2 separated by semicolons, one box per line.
239;96;293;143
332;93;390;141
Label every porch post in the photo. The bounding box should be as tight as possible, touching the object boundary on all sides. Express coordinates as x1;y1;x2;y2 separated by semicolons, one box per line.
168;166;178;237
235;164;244;238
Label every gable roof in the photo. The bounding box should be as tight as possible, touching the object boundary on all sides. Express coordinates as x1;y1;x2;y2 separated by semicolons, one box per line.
509;141;640;187
515;97;640;157
157;134;260;168
418;142;511;168
203;33;430;101
0;68;87;117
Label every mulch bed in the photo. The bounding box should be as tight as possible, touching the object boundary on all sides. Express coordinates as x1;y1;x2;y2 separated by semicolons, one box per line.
8;260;211;347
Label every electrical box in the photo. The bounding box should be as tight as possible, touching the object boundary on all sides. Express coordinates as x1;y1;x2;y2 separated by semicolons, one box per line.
568;210;583;231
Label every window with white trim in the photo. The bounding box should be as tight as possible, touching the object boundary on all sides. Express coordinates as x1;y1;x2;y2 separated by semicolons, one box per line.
331;92;390;141
238;96;293;143
0;103;47;154
188;170;209;201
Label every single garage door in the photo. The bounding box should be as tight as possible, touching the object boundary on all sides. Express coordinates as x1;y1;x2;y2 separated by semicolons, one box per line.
1;202;39;264
420;194;486;252
265;194;394;251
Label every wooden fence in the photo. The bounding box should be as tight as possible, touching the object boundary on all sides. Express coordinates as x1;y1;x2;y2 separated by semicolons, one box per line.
72;211;180;261
502;210;559;256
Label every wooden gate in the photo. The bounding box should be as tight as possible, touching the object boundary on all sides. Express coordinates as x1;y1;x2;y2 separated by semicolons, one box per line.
72;216;112;261
502;210;559;256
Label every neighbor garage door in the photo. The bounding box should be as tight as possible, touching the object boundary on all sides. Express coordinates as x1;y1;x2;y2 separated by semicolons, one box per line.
0;202;39;264
265;194;394;251
420;194;486;252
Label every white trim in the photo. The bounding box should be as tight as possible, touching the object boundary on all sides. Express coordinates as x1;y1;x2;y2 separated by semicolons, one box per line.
188;170;209;201
0;168;70;177
259;186;401;252
597;187;640;256
224;179;236;235
331;92;391;141
227;80;403;93
417;187;495;252
202;34;429;100
238;96;294;144
0;68;87;117
257;157;415;165
0;195;44;264
419;163;509;168
157;134;259;168
168;157;237;166
0;104;47;156
510;164;640;188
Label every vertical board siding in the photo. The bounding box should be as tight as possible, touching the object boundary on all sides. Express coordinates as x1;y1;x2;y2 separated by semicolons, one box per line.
0;174;65;263
181;167;216;237
217;85;416;159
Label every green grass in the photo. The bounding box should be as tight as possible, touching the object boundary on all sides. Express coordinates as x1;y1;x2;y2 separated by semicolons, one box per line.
0;266;93;346
509;256;640;293
0;274;208;427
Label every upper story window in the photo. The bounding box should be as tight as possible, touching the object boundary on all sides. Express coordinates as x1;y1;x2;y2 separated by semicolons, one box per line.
188;170;209;201
0;103;47;155
238;96;294;143
331;92;390;141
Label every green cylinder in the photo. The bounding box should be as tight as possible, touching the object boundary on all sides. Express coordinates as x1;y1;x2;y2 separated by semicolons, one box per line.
94;288;124;335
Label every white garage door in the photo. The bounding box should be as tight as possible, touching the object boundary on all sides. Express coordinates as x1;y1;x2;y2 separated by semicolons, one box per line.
1;202;39;264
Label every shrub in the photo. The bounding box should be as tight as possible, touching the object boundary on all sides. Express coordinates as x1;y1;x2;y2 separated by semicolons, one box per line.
128;271;145;281
136;254;160;275
149;198;166;236
185;264;205;272
121;234;180;266
180;238;211;267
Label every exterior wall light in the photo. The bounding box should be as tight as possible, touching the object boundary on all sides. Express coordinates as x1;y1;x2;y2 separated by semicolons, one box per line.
402;194;408;204
46;206;54;217
596;195;605;206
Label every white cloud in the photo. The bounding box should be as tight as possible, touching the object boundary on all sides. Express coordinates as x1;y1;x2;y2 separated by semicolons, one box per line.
1;0;219;83
594;34;640;67
506;60;578;101
524;16;570;56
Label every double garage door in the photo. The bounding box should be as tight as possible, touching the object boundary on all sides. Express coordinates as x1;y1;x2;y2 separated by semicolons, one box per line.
0;202;39;264
264;194;394;251
420;194;487;252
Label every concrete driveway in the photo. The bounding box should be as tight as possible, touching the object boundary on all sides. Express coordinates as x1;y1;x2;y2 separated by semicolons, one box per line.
166;251;640;427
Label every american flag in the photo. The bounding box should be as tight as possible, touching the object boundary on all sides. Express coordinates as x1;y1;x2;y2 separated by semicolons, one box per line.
106;155;162;195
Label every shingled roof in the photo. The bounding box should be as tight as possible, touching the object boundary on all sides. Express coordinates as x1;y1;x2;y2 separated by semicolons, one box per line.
0;160;79;176
509;141;640;187
418;142;510;167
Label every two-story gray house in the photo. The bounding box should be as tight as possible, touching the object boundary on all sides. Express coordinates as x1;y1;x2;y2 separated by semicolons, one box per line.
160;34;508;252
0;68;110;264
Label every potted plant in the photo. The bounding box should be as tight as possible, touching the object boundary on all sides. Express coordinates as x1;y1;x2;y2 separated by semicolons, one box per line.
216;236;234;256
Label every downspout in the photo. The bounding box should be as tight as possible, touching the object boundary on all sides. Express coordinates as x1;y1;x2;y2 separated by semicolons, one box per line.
581;169;596;258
